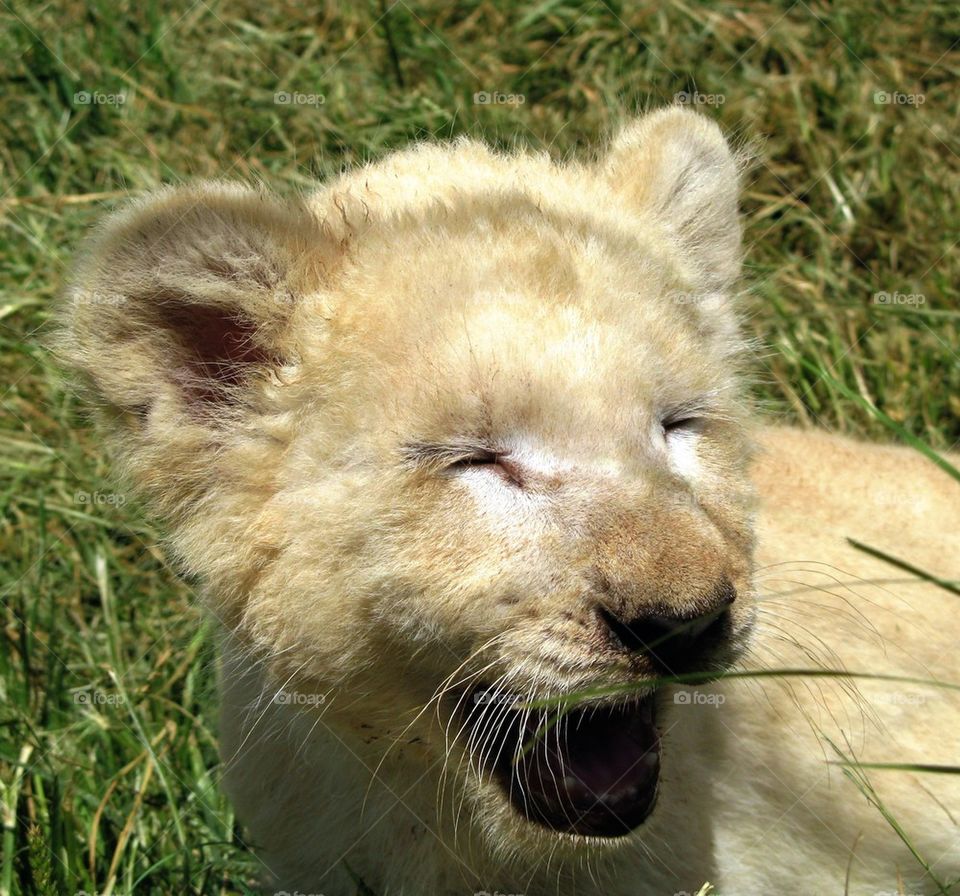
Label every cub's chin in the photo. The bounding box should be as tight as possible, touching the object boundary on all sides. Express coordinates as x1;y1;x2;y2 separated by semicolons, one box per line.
453;687;665;852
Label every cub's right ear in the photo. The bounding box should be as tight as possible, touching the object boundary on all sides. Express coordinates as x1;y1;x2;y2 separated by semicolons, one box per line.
57;182;333;427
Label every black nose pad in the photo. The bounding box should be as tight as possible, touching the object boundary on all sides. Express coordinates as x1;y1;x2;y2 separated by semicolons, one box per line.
599;584;735;673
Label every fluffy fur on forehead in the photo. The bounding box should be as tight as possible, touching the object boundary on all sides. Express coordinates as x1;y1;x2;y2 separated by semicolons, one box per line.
315;107;744;284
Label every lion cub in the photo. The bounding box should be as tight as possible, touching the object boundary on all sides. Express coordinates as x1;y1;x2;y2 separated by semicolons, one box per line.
62;108;959;895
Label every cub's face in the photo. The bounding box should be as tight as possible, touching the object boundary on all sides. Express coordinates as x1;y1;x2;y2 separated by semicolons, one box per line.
62;108;755;852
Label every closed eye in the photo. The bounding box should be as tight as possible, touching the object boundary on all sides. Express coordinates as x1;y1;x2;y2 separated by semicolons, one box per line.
402;442;524;487
660;397;718;436
450;450;524;487
447;449;500;469
662;415;701;433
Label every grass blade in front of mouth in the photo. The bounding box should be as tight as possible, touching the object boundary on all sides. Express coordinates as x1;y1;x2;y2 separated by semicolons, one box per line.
521;668;960;712
515;707;566;762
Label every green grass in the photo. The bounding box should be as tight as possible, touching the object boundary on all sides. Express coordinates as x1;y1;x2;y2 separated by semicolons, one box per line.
0;1;957;893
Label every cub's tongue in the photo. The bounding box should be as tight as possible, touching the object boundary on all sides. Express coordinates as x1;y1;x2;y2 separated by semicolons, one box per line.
471;690;661;837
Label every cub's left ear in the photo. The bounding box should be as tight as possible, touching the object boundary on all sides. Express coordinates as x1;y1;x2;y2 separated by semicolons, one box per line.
603;107;744;290
55;182;338;518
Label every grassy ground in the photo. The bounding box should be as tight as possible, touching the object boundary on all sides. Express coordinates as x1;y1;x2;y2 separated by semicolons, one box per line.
0;1;957;894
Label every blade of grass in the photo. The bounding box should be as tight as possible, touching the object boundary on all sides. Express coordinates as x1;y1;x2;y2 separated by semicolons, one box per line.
523;668;960;712
828;761;960;775
847;538;960;597
795;355;960;484
823;736;953;895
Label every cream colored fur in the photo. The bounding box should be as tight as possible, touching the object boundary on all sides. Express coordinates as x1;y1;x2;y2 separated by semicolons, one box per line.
59;108;959;895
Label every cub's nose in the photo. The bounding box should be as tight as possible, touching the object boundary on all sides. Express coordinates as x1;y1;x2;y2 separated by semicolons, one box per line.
598;580;736;674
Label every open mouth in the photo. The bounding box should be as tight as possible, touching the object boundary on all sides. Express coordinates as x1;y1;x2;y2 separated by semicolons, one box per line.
460;685;660;838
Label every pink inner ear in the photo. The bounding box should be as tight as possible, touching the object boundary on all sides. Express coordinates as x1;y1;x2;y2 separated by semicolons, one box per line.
155;300;274;406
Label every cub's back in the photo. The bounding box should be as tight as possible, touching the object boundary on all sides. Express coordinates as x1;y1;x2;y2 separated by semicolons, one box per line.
723;425;960;890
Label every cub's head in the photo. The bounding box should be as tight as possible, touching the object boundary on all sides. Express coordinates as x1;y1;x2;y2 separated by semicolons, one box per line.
60;108;755;855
